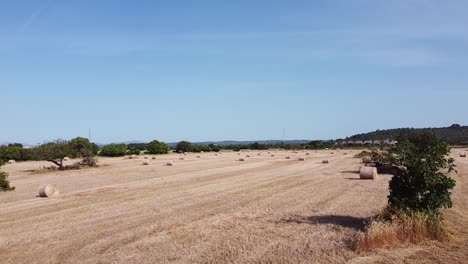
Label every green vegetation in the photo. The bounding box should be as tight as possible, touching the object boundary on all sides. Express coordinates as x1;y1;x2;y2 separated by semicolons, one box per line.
388;132;456;213
175;141;192;153
0;159;15;191
0;143;32;161
32;140;73;170
69;137;98;167
146;140;170;154
99;144;128;157
32;138;98;169
348;124;468;145
357;131;457;251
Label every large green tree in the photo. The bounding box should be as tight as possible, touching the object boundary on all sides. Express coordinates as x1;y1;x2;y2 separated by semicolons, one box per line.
32;140;73;170
176;141;193;153
146;140;170;154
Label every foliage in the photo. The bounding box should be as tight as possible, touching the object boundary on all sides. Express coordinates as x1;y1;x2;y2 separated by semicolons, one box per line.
99;144;128;157
126;148;141;155
348;124;468;145
32;140;73;170
91;143;100;156
0;159;15;191
69;137;94;158
175;141;193;153
127;143;147;151
374;131;456;214
0;143;33;161
146;140;170;154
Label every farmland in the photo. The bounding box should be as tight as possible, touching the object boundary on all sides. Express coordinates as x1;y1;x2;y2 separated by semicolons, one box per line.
1;149;467;263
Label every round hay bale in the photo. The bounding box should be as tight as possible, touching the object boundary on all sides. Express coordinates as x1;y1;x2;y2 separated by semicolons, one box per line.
38;184;60;198
343;153;348;155
130;155;138;159
306;153;310;156
246;155;251;158
7;160;16;164
271;154;275;157
144;156;149;159
166;160;174;166
285;156;291;159
152;157;156;160
215;153;218;156
179;157;185;160
238;158;245;161
298;157;305;161
196;156;201;158
63;157;70;161
322;160;329;164
183;152;188;155
330;152;334;154
257;153;261;156
142;161;150;165
460;152;466;158
237;153;241;155
360;166;378;180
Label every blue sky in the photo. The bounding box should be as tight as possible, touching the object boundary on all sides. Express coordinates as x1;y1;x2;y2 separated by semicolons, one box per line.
1;0;467;144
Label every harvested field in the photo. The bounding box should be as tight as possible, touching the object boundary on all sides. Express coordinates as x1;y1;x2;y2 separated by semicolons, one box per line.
1;149;467;263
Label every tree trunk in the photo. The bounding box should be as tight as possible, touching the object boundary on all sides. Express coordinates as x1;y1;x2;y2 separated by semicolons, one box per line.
47;160;65;170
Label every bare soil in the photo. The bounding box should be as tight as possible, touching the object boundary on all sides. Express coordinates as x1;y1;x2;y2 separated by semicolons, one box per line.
1;149;467;263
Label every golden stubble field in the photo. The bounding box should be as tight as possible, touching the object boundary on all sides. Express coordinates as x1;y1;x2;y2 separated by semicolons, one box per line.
1;149;467;264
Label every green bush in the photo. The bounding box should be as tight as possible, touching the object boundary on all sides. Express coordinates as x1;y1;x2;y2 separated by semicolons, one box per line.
69;137;94;158
146;140;170;154
0;144;33;161
377;131;456;214
100;144;128;157
92;143;100;156
126;148;141;155
176;141;193;153
0;160;15;191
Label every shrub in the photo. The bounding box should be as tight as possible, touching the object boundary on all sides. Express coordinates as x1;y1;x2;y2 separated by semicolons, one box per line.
208;144;221;152
100;144;127;157
357;131;456;252
146;140;170;154
0;143;33;161
387;131;456;214
176;141;192;153
127;148;141;155
0;159;15;191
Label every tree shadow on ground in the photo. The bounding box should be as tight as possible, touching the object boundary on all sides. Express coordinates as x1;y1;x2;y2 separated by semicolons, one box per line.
280;215;369;231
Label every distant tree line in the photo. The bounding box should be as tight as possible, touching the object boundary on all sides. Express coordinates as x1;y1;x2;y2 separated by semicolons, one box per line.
347;124;468;145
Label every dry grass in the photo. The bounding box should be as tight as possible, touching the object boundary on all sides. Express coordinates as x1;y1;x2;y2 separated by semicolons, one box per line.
356;208;447;253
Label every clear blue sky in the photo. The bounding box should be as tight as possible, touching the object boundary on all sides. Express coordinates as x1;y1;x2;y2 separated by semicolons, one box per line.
1;0;467;144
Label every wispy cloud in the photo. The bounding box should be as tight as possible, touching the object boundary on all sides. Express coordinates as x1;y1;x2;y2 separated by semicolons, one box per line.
18;0;56;33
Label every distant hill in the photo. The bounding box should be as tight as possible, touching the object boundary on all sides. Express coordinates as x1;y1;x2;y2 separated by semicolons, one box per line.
346;124;468;145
